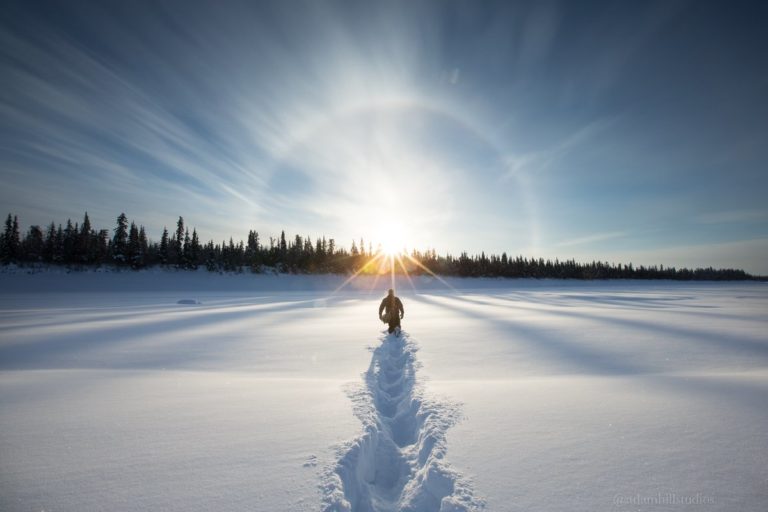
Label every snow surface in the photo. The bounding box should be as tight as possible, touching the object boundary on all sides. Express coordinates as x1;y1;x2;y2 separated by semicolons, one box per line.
1;271;767;511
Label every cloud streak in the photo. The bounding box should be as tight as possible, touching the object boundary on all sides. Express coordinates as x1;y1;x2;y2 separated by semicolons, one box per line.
1;0;767;272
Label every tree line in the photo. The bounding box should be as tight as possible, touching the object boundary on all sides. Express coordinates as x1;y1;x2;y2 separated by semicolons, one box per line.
0;212;761;281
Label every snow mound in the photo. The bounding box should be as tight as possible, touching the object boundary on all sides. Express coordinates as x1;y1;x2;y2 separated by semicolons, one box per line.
322;332;484;512
176;299;201;305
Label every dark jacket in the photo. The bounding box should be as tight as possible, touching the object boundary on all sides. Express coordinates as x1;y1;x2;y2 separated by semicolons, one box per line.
379;295;404;320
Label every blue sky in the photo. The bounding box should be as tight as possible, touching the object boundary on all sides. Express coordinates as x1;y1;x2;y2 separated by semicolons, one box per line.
2;0;767;273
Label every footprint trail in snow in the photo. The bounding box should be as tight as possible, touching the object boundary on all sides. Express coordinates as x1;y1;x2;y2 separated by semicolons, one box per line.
323;332;483;512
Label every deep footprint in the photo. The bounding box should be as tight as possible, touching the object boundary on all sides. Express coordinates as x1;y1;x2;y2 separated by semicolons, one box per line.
322;332;484;512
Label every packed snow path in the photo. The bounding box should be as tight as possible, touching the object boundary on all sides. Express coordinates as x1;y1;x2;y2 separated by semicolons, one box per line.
323;332;482;512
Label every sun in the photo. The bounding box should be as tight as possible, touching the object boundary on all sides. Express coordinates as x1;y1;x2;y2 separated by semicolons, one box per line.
378;225;403;256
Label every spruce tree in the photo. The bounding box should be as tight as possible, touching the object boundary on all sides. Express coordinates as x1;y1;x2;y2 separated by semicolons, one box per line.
63;219;76;263
11;215;20;261
44;222;56;262
2;214;21;263
183;228;191;268
174;217;185;267
205;240;217;271
189;229;200;269
139;226;148;266
127;222;140;268
159;228;169;265
54;224;64;263
80;212;92;263
247;230;259;253
1;214;11;263
112;213;129;264
24;226;44;262
246;230;260;271
96;229;109;263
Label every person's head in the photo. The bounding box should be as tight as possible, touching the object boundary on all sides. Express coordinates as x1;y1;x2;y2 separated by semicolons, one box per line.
387;288;394;296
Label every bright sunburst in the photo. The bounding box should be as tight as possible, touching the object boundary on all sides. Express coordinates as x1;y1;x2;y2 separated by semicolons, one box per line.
378;224;403;256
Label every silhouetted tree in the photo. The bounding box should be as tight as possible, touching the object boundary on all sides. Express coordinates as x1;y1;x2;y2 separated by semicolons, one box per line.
127;222;141;268
112;213;129;264
24;225;44;262
188;229;200;269
159;227;169;265
0;211;761;281
79;212;93;263
63;219;76;263
1;214;21;263
43;222;56;263
174;217;185;267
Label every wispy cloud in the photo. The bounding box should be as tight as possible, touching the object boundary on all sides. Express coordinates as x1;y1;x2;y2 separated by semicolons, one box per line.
501;117;616;181
1;0;766;271
0;1;466;247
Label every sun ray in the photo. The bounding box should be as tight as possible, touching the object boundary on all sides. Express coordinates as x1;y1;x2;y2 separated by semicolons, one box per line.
331;251;385;295
328;245;455;299
396;254;417;294
403;252;458;292
368;270;382;294
389;254;396;292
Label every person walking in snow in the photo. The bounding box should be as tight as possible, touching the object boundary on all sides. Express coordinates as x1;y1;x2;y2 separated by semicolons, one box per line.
379;288;404;335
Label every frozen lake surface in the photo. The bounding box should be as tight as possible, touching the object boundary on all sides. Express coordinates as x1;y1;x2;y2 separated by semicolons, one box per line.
1;272;767;511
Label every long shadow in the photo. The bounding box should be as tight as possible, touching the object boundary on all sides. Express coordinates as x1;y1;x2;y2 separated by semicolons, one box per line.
0;296;350;370
554;293;716;310
449;293;768;359
0;295;336;337
414;293;768;412
466;291;711;310
0;295;304;333
413;294;651;375
462;290;763;322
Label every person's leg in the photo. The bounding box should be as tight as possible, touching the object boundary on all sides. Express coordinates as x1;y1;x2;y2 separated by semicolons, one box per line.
388;318;396;333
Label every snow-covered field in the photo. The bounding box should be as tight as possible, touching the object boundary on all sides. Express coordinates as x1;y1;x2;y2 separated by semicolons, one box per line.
1;271;767;511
